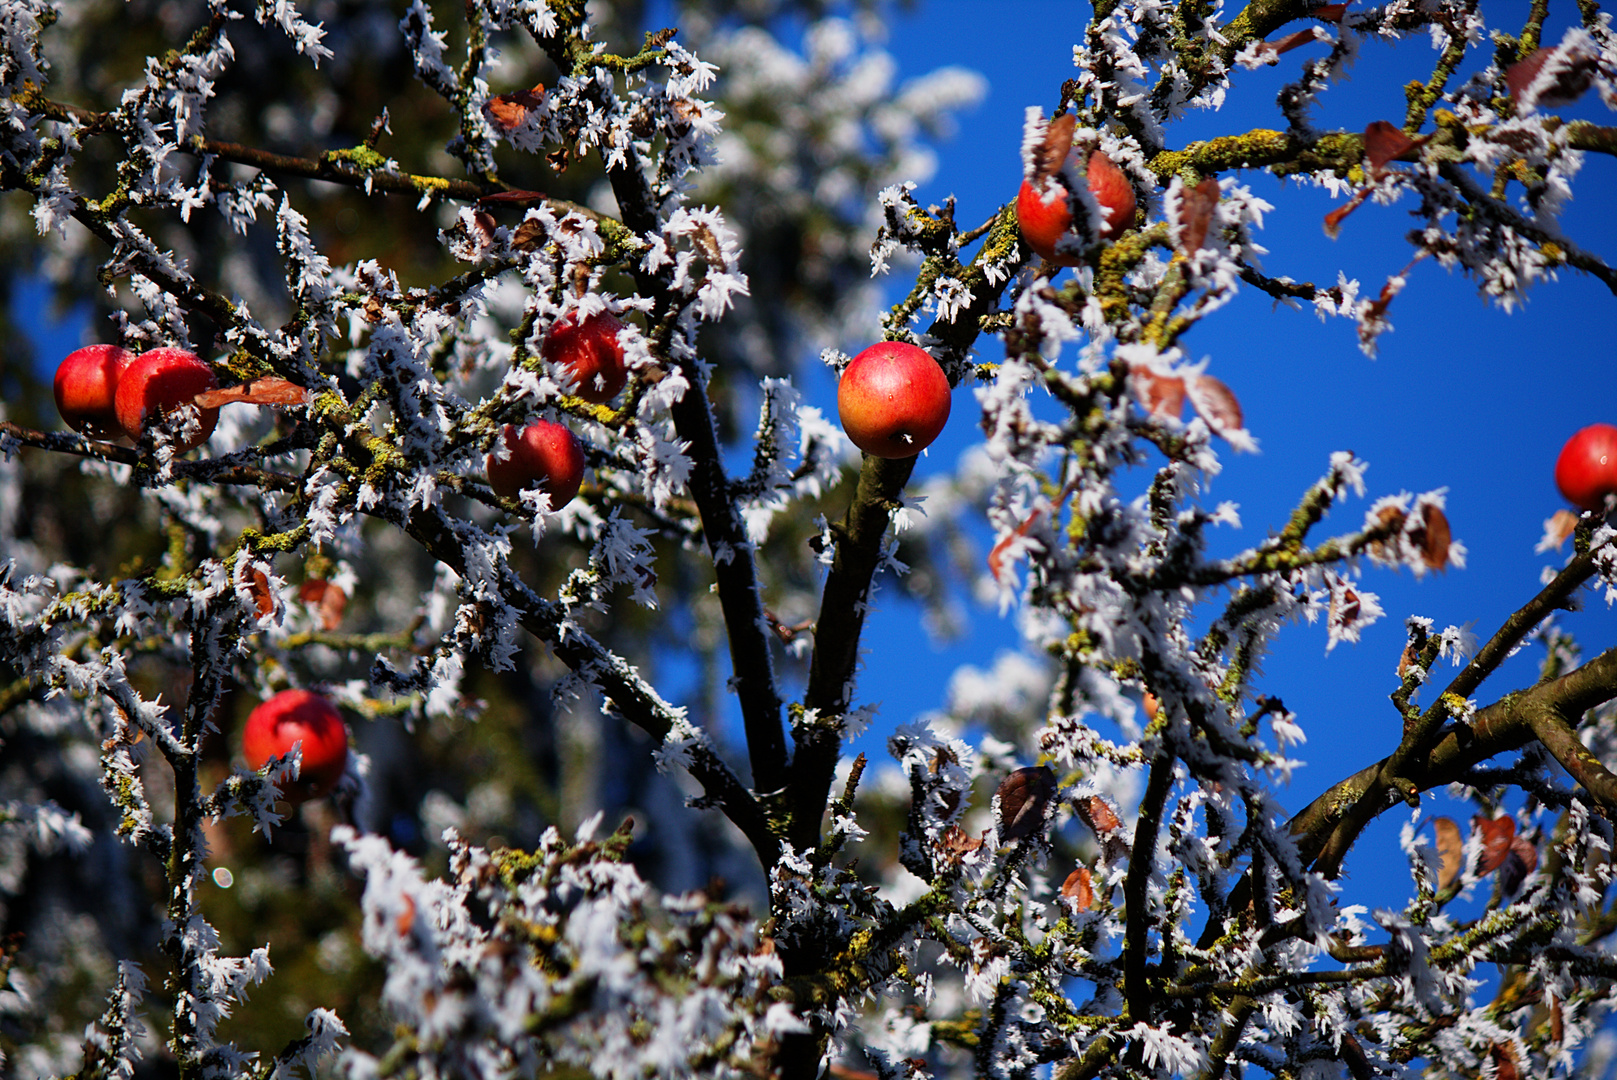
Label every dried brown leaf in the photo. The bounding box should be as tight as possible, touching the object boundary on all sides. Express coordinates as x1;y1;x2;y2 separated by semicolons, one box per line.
299;579;348;632
477;189;549;207
1323;186;1373;238
1542;509;1579;550
1417;503;1453;571
1314;3;1349;21
1031;114;1077;183
1186;374;1244;436
996;765;1057;842
485;85;545;131
941;824;984;863
1475;814;1516;876
1178;177;1220;256
1061;867;1095;912
1489;1043;1520;1080
1267;28;1324;56
1500;835;1539;895
1433;816;1463;891
1363;120;1418;176
1506;47;1595;108
1132;367;1186;421
241;567;275;619
193;377;309;408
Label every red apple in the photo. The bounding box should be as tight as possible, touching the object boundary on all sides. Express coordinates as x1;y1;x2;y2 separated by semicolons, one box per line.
543;311;628;404
837;341;951;459
53;344;132;438
242;689;349;802
1555;423;1617;511
1017;150;1137;264
487;419;586;508
114;347;220;450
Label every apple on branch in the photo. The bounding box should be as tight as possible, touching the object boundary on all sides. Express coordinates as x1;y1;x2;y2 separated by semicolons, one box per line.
487;419;587;509
114;347;220;450
543;311;629;404
53;344;132;439
1555;423;1617;511
1017;113;1137;265
242;689;350;802
837;341;951;459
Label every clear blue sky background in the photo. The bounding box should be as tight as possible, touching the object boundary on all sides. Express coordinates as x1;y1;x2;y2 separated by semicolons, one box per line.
839;0;1617;908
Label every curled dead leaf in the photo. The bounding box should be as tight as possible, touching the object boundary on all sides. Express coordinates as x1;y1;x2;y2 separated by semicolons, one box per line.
1186;374;1244;437
1314;2;1349;21
1506;47;1595;109
1368;505;1407;563
988;510;1042;584
485;85;545;131
1415;503;1453;572
241;566;275;619
1260;27;1325;60
1178;177;1220;256
1432;816;1463;891
995;765;1057;842
1329;583;1362;632
1031;113;1076;183
298;579;348;632
1323;187;1373;238
941;824;984;863
511;218;548;253
1076;794;1122;837
1475;814;1516;876
1131;366;1187;421
1061;867;1095;912
192;377;310;409
1542;509;1579;550
1363;120;1420;176
1500;835;1539;895
1489;1042;1520;1080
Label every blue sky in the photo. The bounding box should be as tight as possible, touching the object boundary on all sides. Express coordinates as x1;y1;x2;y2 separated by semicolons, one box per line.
831;0;1617;904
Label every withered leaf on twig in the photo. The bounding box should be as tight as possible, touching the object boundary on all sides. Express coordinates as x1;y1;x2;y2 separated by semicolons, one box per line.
1030;114;1076;183
299;579;348;632
477;189;549;207
485;85;545;131
1541;509;1579;550
1489;1043;1520;1080
1506;47;1595;109
995;765;1057;842
1186;374;1244;437
1061;867;1095;912
1432;816;1463;891
1363;120;1421;176
1499;835;1538;896
1475;814;1516;876
241;566;275;619
1414;503;1453;571
1178;177;1220;257
193;377;309;409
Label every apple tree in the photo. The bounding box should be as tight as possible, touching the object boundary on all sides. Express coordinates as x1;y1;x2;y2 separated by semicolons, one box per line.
1;0;1616;1078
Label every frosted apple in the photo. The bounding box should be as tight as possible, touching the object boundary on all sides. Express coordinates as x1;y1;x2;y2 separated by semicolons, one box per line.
53;344;132;438
114;347;220;450
1017;150;1137;265
487;419;586;509
543;311;628;404
1555;423;1617;511
837;341;951;459
242;689;349;802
